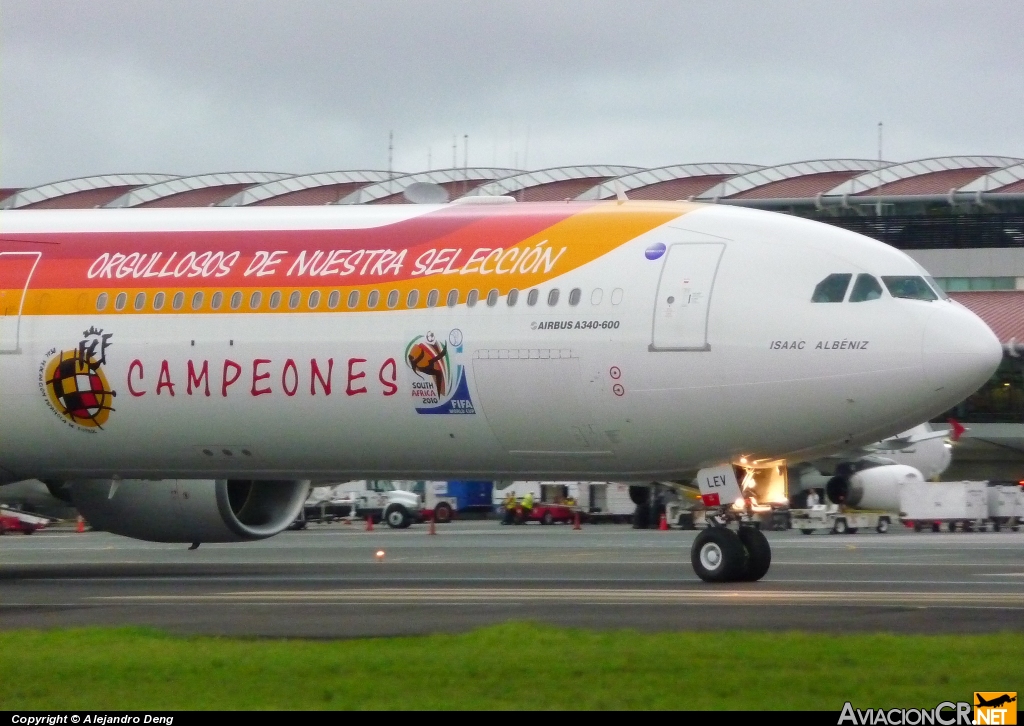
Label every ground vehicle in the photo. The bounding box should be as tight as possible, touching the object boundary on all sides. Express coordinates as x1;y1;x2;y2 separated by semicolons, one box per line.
0;507;49;534
899;481;988;532
987;484;1023;531
404;480;492;522
790;505;891;534
666;501;791;531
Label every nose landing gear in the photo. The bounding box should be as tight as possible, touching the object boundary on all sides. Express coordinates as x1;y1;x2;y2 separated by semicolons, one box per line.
691;524;772;582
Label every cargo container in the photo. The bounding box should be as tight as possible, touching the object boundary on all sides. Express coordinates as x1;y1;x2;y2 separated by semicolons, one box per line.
986;484;1022;531
899;481;988;532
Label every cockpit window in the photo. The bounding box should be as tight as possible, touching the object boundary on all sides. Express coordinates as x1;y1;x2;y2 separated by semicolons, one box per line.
811;274;852;303
848;274;883;302
881;276;938;301
923;275;948;300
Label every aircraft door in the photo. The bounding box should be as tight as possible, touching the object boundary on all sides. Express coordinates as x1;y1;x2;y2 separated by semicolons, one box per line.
649;243;724;352
0;252;41;354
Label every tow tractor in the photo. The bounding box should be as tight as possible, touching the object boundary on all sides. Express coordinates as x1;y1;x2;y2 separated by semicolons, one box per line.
790;504;891;534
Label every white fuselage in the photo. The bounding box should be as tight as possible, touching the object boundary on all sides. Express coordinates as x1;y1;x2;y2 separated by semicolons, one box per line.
0;201;1001;482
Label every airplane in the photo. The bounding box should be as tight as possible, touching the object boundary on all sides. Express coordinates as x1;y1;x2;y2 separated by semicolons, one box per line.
976;694;1016;709
0;197;1002;582
791;421;957;508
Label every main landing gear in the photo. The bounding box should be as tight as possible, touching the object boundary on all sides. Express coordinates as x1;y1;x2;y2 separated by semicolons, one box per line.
691;521;771;583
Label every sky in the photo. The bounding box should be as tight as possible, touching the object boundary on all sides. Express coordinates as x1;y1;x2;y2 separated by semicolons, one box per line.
2;0;1022;187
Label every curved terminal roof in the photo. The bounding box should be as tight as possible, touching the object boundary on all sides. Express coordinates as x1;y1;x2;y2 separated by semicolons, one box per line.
824;156;1023;197
105;172;291;208
577;163;762;201
336;168;519;205
8;156;1024;210
219;170;397;206
468;165;641;202
959;163;1024;194
0;174;178;210
698;160;883;200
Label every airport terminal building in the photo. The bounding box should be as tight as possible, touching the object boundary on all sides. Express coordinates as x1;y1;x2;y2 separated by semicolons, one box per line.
4;156;1023;476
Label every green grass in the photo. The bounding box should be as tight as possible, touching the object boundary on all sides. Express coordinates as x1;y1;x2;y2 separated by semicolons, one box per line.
0;623;1018;710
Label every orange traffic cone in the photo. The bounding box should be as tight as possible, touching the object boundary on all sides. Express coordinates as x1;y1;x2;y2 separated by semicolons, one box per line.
428;515;436;536
365;515;374;532
572;510;581;531
658;512;669;531
76;515;85;533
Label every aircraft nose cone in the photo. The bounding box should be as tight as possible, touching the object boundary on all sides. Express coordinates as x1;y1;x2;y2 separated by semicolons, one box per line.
922;302;1002;399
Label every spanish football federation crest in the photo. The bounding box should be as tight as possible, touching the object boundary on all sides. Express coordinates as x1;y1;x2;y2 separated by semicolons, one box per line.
405;328;475;415
40;327;116;431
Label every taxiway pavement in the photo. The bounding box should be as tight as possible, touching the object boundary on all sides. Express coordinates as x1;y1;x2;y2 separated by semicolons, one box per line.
1;522;1022;637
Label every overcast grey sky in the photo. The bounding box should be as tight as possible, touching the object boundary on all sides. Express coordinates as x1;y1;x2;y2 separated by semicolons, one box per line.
2;1;1021;187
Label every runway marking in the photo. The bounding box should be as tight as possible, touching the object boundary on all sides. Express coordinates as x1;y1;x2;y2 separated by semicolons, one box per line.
90;588;1024;607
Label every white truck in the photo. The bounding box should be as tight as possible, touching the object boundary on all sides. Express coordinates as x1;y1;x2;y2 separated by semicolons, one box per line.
294;480;423;529
899;480;988;532
790;504;892;534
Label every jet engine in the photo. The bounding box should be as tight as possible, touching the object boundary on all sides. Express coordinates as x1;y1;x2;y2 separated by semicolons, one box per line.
69;478;310;543
825;464;924;510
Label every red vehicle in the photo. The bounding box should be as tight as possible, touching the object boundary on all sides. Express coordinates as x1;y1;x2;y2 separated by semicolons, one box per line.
0;509;48;535
503;502;576;525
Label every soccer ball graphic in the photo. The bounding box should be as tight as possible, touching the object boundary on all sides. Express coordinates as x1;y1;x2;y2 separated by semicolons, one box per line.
45;349;115;428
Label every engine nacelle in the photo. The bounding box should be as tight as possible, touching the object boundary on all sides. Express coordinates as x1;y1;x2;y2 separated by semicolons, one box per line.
70;479;310;543
826;464;924;510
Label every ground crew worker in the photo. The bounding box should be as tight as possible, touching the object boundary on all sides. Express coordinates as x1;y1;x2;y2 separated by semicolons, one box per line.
806;489;820;507
520;491;535;523
502;492;516;525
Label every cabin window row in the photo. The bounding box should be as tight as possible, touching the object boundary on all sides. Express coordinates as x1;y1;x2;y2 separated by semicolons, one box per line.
95;286;626;312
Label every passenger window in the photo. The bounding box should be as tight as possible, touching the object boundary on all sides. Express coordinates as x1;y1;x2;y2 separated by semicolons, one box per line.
881;276;938;301
327;291;340;309
569;288;581;306
849;274;883;302
249;291;262;310
153;291;165;311
308;290;321;309
611;288;623;305
446;290;458;307
427;289;439;307
387;290;399;308
367;290;380;308
507;289;519;306
547;289;560;306
591;288;603;305
288;290;301;309
486;289;498;307
269;291;281;310
527;289;539;306
210;291;223;310
407;290;419;308
467;289;479;308
133;292;146;311
96;292;108;311
114;292;127;311
811;273;852;303
346;290;359;309
173;292;185;310
229;291;242;310
191;291;204;310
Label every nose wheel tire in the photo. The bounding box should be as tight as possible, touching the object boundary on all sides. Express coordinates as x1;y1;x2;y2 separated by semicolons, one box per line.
737;527;771;582
691;527;746;583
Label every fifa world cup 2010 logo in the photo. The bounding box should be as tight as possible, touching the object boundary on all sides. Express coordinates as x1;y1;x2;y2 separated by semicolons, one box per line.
44;327;116;429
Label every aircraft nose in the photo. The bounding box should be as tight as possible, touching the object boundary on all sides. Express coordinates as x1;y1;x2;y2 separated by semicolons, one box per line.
922;302;1002;399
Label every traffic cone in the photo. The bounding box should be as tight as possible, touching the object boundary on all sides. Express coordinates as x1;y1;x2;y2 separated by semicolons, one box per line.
365;515;373;532
76;515;85;533
658;512;669;531
572;510;581;531
428;514;436;536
